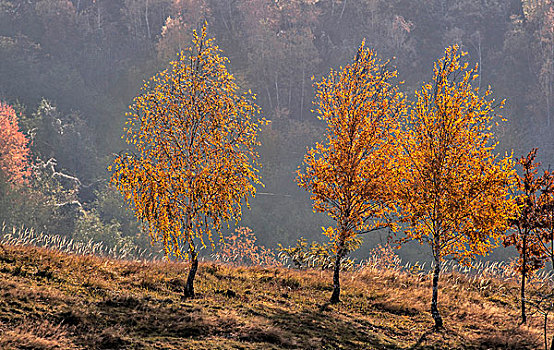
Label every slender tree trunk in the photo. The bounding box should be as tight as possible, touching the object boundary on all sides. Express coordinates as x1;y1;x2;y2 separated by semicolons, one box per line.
288;39;293;111
145;0;151;40
431;257;443;330
546;73;551;128
288;75;292;111
224;0;232;32
339;0;347;21
548;220;554;279
477;33;482;91
265;85;273;110
545;312;548;350
275;72;280;111
522;234;528;323
545;221;554;350
330;250;342;304
300;64;305;121
183;241;199;299
96;3;101;33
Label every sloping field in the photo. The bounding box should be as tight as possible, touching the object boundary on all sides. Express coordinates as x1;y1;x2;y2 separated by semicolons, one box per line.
0;244;548;349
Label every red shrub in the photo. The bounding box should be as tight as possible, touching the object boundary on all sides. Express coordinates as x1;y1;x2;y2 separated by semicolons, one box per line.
0;102;30;185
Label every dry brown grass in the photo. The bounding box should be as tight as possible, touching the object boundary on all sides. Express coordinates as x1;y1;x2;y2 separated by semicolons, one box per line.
0;242;550;349
0;318;76;349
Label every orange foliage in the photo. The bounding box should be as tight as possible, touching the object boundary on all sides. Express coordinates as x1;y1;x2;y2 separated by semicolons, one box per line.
298;42;403;251
366;244;401;271
297;42;404;302
109;25;264;260
0;102;31;186
391;45;517;328
393;45;516;265
213;227;278;266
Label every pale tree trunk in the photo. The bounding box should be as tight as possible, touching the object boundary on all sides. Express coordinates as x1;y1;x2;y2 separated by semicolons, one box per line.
339;0;347;21
476;32;482;90
275;72;280;111
183;240;199;299
288;39;293;111
288;75;292;111
96;3;101;33
546;71;551;128
300;64;305;121
545;31;553;128
265;85;273;110
145;0;151;40
431;256;443;329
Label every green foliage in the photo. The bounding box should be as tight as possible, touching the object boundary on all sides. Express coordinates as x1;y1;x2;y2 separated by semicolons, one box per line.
26;99;100;182
73;211;124;250
94;185;144;243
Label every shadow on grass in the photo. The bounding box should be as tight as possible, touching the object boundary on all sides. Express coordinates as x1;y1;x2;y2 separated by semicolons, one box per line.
250;303;401;349
407;323;538;350
45;291;542;350
0;244;543;350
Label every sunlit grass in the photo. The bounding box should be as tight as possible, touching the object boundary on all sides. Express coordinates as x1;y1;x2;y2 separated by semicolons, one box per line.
0;223;159;261
0;239;552;349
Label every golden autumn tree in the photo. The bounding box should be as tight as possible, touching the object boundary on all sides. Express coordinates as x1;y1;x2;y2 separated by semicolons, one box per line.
297;42;405;304
392;45;517;329
110;25;264;298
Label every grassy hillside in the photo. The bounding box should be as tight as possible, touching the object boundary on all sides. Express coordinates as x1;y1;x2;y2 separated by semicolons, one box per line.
0;243;549;349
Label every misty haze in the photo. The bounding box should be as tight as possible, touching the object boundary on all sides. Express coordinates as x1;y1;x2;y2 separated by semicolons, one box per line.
1;0;554;349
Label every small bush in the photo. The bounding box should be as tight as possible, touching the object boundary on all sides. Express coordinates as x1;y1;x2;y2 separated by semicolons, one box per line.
277;237;356;270
365;244;401;271
211;227;279;267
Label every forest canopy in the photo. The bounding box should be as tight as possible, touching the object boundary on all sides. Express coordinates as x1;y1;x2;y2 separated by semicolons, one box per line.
0;0;553;262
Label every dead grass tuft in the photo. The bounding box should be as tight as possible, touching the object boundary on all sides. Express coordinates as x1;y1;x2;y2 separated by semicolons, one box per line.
239;324;290;346
0;318;74;349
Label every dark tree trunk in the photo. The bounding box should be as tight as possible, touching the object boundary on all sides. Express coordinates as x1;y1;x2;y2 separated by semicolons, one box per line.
522;234;527;324
330;250;343;304
545;312;548;350
431;258;443;330
183;244;199;299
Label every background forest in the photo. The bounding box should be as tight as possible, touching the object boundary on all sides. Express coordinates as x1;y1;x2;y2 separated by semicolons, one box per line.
1;0;553;262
